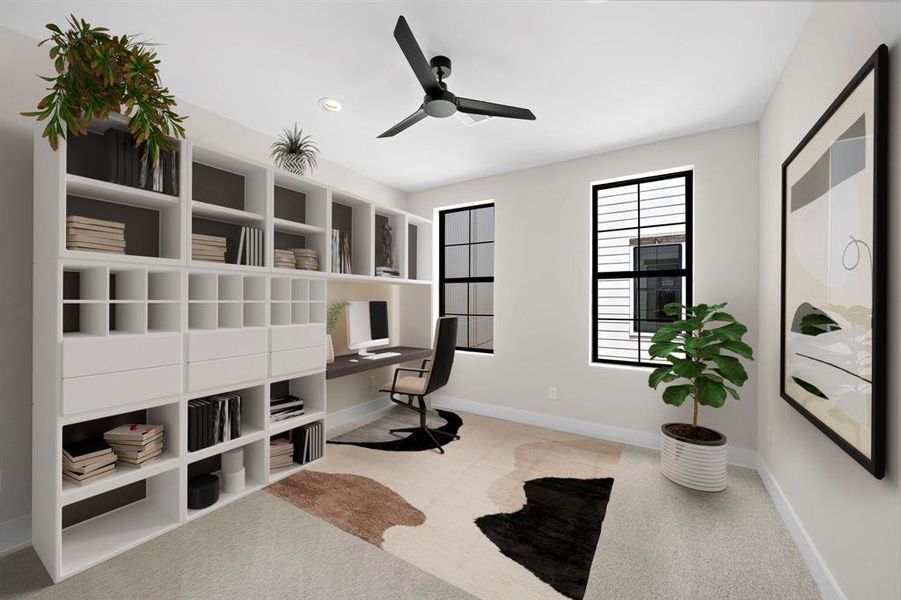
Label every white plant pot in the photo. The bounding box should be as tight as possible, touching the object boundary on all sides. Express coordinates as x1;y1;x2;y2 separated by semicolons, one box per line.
327;334;335;364
660;423;728;492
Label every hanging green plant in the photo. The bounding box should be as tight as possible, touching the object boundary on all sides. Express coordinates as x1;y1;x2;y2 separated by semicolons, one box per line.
270;123;320;175
21;14;186;164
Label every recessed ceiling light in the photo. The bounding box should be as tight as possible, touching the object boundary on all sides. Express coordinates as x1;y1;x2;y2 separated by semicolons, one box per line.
319;97;343;112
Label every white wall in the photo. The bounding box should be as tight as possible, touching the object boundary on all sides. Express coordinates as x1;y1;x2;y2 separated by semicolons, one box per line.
407;124;760;454
757;3;901;599
0;26;408;551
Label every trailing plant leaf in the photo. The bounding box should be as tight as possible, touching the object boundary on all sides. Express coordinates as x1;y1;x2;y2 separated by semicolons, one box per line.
791;376;828;399
645;301;754;426
21;14;186;164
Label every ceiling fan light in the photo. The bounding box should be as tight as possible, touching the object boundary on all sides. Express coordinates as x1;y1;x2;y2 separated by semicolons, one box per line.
319;97;343;112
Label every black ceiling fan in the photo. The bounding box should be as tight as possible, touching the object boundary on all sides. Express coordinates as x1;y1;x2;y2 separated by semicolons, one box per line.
377;16;536;138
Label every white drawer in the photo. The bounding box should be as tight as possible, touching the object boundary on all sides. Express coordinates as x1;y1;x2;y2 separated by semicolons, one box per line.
187;328;266;363
270;324;326;352
62;365;181;415
188;354;267;392
62;333;181;378
270;346;325;377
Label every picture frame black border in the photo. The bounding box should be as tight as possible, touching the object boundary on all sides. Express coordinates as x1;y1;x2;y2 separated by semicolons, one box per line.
438;202;495;354
590;170;694;368
779;44;888;479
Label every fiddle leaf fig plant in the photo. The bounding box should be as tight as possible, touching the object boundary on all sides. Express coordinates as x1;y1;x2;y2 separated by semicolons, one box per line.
647;302;754;427
21;15;186;164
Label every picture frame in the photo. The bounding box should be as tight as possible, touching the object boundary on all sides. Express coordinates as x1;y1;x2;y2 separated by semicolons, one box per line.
780;44;888;479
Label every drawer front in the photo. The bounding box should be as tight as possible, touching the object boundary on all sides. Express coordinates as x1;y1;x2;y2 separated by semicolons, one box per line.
187;328;266;363
62;333;181;378
62;365;181;415
188;354;267;392
270;324;326;352
270;346;325;377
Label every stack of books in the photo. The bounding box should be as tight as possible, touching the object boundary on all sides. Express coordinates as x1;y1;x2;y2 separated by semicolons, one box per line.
192;233;227;263
270;394;305;422
293;421;324;465
293;248;319;271
104;424;165;468
274;249;296;269
188;393;242;452
237;226;265;266
66;215;126;254
376;266;400;278
62;440;117;487
270;438;294;472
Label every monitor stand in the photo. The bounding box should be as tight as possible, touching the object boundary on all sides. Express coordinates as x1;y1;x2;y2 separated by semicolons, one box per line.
357;348;376;357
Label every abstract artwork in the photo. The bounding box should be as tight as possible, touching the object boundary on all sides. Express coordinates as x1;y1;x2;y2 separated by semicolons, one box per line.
781;45;887;478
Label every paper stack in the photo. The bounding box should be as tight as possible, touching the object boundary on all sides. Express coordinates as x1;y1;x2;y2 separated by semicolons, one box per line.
104;424;165;468
293;248;319;271
62;439;117;486
66;215;126;254
270;437;294;472
274;249;296;269
192;233;227;263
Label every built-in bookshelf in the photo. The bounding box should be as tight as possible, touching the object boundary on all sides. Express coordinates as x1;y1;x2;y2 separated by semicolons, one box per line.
32;118;432;583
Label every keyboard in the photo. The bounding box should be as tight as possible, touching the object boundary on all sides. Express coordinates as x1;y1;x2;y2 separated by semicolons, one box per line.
361;352;402;360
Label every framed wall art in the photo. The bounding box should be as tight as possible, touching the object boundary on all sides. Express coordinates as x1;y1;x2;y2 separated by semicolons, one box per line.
780;44;888;478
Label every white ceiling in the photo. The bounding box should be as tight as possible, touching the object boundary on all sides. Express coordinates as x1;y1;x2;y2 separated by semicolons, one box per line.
2;1;812;192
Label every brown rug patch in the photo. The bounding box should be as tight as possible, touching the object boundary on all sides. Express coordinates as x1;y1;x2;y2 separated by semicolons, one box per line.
266;470;426;547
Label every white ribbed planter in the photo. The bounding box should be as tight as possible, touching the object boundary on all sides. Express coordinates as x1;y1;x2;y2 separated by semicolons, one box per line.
660;423;728;492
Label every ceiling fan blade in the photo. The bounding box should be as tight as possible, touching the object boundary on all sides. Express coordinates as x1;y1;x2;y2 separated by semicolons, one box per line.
393;16;440;94
377;106;428;138
456;97;536;120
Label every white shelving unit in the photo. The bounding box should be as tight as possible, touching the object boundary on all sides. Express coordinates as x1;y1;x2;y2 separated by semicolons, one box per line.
33;118;432;582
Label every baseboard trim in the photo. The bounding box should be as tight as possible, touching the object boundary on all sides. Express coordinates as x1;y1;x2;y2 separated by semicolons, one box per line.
756;457;845;600
326;396;394;438
432;395;757;467
0;513;31;556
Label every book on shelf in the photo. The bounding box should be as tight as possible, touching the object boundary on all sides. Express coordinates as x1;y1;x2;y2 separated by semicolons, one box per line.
103;424;165;468
376;266;400;278
270;394;305;422
269;437;294;471
63;463;117;486
292;248;319;271
188;393;242;452
237;226;264;267
101;128;179;195
192;233;227;263
63;451;117;475
66;215;126;254
274;249;296;269
331;229;352;274
63;439;114;463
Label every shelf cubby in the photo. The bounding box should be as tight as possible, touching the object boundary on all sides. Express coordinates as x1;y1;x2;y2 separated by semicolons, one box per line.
60;468;180;579
331;192;372;276
109;302;147;334
270;372;325;423
374;209;406;279
272;171;328;273
189;302;218;331
406;216;433;282
186;436;266;521
270;302;291;327
291;302;309;325
148;302;180;333
186;384;266;459
147;271;180;302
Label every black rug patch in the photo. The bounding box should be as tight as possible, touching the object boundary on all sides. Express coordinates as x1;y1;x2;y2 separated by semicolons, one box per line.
475;477;614;600
328;409;463;452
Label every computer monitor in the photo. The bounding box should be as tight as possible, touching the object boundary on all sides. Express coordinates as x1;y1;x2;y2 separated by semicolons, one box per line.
346;300;389;356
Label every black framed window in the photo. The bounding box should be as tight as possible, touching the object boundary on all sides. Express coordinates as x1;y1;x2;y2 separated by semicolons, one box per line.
439;203;494;352
592;171;692;366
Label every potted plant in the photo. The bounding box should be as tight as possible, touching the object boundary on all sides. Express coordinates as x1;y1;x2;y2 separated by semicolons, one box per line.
22;15;186;165
647;302;754;492
326;300;349;364
270;123;320;175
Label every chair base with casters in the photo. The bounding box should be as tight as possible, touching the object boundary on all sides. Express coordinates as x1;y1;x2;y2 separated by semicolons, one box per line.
379;317;460;454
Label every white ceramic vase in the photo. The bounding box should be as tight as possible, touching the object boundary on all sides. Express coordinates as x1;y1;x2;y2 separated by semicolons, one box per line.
327;334;335;364
660;423;728;492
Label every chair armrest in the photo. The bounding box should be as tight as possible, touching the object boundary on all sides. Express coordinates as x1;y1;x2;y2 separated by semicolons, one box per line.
389;367;430;392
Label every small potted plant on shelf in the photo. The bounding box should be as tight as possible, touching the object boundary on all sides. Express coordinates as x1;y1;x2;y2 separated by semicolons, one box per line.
326;300;349;364
647;302;754;492
21;14;186;165
270;123;320;175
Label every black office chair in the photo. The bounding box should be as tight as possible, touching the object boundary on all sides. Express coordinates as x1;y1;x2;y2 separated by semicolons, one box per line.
379;316;459;454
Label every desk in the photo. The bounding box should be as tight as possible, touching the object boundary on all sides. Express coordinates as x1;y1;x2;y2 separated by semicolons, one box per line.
326;346;432;380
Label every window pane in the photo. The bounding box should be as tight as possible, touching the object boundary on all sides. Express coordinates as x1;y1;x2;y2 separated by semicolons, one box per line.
596;278;632;320
634;243;682;271
597;229;636;273
470;206;494;243
443;210;470;245
444;245;469;278
470;242;494;277
454;315;469;348
469;282;493;315
444;283;467;314
469;316;493;350
595;319;638;362
634;275;683;333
